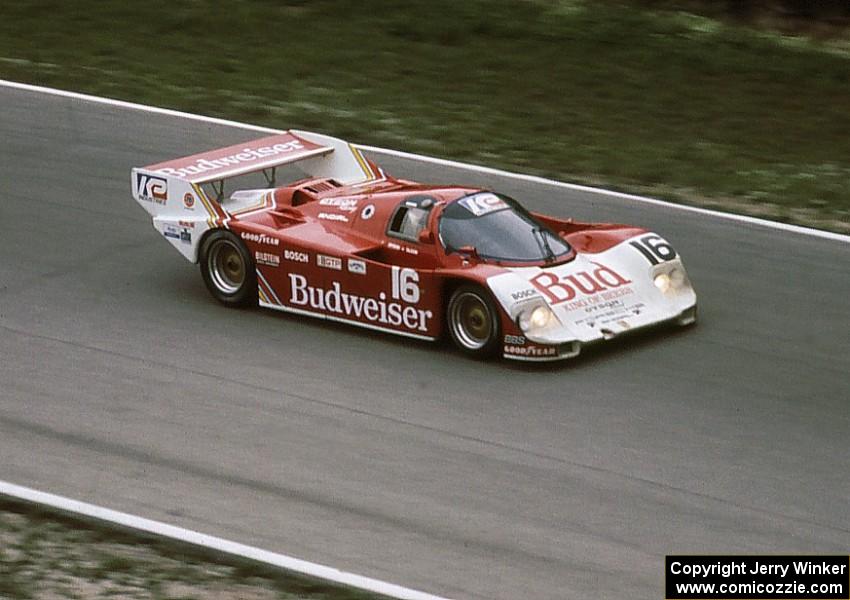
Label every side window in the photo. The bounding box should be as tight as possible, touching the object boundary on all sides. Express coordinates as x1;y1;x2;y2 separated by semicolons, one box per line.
387;199;433;242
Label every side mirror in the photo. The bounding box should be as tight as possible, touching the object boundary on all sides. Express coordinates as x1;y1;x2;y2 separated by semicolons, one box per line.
458;245;479;260
418;229;434;243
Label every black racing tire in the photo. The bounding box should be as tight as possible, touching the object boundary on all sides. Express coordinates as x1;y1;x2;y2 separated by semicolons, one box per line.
199;230;257;307
446;284;502;359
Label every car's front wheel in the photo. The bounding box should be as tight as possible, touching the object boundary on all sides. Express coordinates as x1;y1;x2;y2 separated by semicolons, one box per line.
199;230;257;307
446;284;501;359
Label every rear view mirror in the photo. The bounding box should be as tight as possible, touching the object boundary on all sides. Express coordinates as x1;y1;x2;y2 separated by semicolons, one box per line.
418;229;434;243
458;245;479;260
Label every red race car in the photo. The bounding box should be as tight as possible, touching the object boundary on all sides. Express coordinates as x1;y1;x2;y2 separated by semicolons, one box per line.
132;130;696;361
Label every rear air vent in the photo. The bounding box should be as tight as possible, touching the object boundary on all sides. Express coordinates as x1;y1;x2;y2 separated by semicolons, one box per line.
303;179;340;194
291;179;343;206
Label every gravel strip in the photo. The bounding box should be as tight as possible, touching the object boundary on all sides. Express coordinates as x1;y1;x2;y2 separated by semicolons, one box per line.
0;502;381;600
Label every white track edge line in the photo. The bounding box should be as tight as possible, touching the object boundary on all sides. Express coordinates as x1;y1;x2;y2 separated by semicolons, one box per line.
0;79;282;135
0;480;453;600
361;145;850;244
2;77;847;245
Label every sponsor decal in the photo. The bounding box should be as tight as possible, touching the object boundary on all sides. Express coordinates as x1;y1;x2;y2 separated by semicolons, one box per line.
178;220;195;228
459;193;508;217
283;249;309;263
319;197;358;212
530;263;632;306
580;298;627;313
288;273;433;332
318;212;349;222
156;140;306;179
504;335;526;345
566;294;630;313
511;289;536;301
504;344;557;357
348;258;367;275
575;300;646;328
255;251;280;267
241;231;279;246
361;204;375;220
136;172;168;204
317;254;342;271
163;224;192;244
386;241;419;255
183;193;195;209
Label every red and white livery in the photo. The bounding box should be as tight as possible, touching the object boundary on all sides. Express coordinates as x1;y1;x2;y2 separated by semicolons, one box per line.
132;130;697;361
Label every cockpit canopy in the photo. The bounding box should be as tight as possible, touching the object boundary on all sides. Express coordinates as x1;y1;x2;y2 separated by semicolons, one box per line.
439;192;571;263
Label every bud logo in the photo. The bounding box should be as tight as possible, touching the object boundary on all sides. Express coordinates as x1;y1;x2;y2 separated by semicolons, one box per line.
241;231;279;246
530;263;632;305
289;274;433;332
136;173;168;204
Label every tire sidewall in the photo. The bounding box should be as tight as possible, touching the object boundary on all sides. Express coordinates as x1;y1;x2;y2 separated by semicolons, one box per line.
199;230;257;307
446;284;502;359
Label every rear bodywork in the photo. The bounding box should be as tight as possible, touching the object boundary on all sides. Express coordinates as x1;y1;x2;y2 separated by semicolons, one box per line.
132;130;696;361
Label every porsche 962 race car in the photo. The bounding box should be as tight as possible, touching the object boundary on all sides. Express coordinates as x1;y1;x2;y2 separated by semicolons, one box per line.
132;130;696;361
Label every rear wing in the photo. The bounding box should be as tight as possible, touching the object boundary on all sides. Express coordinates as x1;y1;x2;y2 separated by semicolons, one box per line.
131;129;383;262
132;129;383;213
144;131;332;185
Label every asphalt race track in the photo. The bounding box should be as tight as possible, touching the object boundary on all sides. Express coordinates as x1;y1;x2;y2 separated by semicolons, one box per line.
1;86;848;600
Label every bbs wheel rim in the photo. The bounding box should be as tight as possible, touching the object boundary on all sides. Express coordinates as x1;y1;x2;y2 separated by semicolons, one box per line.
450;292;493;350
208;239;245;294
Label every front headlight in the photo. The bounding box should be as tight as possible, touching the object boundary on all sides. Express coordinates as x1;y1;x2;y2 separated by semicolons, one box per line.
517;301;557;334
654;273;671;294
669;267;685;286
652;263;690;296
529;305;552;328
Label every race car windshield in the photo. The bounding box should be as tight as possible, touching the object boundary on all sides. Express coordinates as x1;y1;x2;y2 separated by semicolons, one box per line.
439;193;571;263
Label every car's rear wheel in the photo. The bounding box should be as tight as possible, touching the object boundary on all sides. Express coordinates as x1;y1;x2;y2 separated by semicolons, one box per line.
200;230;257;307
446;284;501;358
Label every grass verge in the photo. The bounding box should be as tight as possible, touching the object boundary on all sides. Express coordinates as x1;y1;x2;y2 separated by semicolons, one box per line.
0;0;848;232
0;498;384;600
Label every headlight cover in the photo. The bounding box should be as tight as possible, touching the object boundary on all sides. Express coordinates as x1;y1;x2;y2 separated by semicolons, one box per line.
652;262;691;297
515;299;561;337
